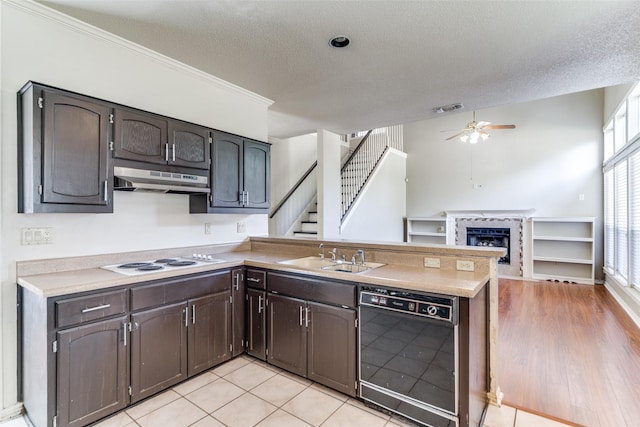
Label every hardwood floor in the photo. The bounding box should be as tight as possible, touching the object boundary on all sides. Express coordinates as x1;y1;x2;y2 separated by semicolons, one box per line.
499;279;640;427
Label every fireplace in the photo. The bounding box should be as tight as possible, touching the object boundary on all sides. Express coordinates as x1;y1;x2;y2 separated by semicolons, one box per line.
452;213;527;277
466;227;510;264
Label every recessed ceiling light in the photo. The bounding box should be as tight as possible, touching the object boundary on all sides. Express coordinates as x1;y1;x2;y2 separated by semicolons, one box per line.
329;35;350;48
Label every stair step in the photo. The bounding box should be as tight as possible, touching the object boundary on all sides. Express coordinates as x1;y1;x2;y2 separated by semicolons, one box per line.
293;231;318;238
301;221;318;232
308;212;318;222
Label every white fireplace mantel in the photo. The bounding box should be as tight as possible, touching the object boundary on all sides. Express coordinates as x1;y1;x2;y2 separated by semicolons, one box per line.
444;209;536;218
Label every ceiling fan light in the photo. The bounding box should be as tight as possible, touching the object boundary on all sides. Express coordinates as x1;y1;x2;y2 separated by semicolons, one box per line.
460;133;469;142
481;132;489;141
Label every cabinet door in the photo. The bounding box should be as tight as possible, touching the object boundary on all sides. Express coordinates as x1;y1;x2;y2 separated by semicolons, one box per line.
188;291;232;376
130;302;187;402
113;108;167;166
246;288;266;360
243;140;270;209
212;132;243;207
307;302;357;396
231;269;245;357
56;316;128;427
168;121;211;170
267;294;306;377
42;90;111;206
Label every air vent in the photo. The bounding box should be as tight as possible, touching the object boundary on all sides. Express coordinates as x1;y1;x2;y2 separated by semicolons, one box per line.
433;103;464;114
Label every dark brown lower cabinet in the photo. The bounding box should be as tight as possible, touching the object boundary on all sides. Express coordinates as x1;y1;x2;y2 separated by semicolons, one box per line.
231;269;245;357
246;288;266;360
307;302;356;396
130;302;188;403
267;293;357;396
188;292;232;375
268;294;307;377
56;316;128;427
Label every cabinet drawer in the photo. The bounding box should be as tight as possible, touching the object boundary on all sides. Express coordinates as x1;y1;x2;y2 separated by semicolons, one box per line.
131;270;231;311
267;272;356;308
56;289;127;328
246;269;266;289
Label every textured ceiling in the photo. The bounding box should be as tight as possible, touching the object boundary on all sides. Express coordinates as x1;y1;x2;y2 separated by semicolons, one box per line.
38;0;640;138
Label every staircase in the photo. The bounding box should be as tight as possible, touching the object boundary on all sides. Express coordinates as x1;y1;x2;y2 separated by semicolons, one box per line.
293;205;318;238
271;125;403;238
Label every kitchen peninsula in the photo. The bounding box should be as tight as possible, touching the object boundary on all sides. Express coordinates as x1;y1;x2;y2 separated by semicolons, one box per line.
18;237;504;427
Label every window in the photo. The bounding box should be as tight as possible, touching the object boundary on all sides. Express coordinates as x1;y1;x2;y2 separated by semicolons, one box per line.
630;151;640;287
603;81;640;291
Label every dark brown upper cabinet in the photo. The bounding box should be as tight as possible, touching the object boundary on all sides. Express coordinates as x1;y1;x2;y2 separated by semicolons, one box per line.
18;82;113;213
190;131;270;214
169;121;211;170
113;108;211;171
112;108;167;166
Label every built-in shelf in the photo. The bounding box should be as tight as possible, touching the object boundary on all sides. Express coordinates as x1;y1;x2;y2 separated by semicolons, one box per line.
531;217;595;284
405;217;447;244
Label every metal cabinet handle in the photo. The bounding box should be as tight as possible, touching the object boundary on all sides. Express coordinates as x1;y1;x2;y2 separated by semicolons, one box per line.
103;180;108;202
234;273;240;291
165;143;169;162
122;322;127;347
299;306;303;326
172;143;176;162
245;191;249;205
247;277;261;283
305;307;310;327
192;304;196;324
82;304;111;313
258;295;263;314
184;307;188;327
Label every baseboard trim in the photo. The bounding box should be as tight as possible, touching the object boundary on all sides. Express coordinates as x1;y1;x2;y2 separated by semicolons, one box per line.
604;282;640;328
0;403;24;423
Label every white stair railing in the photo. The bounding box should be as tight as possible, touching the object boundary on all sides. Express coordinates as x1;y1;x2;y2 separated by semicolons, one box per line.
341;125;403;220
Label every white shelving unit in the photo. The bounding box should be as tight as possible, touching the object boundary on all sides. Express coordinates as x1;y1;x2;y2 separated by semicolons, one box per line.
405;217;447;244
531;217;595;284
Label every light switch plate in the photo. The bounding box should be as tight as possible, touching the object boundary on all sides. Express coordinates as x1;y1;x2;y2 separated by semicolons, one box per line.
21;227;53;245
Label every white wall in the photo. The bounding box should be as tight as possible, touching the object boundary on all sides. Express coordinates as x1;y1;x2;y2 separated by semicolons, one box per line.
340;149;407;242
404;90;604;278
317;130;343;239
604;82;635;123
269;133;317;205
0;0;271;414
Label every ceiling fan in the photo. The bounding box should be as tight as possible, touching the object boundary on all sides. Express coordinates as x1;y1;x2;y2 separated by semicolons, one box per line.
444;111;516;143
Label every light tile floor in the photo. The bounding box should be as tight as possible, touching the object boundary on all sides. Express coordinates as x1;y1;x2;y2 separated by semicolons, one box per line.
4;355;574;427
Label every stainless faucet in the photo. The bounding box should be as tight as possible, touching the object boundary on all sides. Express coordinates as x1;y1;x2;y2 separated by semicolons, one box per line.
354;249;365;266
331;248;338;262
318;243;324;260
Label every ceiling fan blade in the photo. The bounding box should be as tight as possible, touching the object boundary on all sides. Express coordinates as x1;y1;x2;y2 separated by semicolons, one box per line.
484;124;516;130
446;131;466;141
476;121;491;128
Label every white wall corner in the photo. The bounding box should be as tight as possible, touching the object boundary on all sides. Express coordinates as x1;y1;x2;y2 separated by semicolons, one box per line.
317;130;342;239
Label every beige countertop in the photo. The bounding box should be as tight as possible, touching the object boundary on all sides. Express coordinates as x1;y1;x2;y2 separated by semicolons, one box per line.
17;248;490;299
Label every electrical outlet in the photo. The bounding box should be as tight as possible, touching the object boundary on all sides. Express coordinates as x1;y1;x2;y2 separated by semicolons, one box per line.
204;223;212;235
424;257;441;268
456;260;475;272
21;227;53;245
237;221;246;233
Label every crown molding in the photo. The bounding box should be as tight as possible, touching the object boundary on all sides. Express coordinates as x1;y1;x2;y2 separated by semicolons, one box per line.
3;0;274;107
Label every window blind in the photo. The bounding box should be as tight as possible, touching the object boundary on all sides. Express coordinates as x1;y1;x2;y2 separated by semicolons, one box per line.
604;169;615;271
615;161;628;281
630;151;640;288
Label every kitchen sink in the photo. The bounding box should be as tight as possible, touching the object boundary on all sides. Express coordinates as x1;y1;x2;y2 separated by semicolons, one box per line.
278;256;385;274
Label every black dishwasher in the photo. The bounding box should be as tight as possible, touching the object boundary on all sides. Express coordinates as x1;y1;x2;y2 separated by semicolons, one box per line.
359;285;459;427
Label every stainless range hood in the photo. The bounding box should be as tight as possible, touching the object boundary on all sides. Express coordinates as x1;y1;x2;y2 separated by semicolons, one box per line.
113;166;210;194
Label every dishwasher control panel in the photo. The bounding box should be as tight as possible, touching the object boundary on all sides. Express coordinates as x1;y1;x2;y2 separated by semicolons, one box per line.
359;286;457;324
